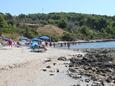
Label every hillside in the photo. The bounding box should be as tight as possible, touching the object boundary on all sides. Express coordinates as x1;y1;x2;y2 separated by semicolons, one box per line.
0;12;115;41
37;25;64;37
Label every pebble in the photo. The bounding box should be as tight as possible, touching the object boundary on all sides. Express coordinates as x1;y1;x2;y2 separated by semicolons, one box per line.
85;79;90;83
53;63;56;66
57;69;59;72
46;66;51;68
42;69;47;71
49;74;54;76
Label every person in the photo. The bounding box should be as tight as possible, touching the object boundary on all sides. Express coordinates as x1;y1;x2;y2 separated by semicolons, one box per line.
60;43;63;47
67;42;70;49
49;42;52;47
8;40;12;47
45;41;48;46
64;42;66;47
53;42;55;47
41;41;47;51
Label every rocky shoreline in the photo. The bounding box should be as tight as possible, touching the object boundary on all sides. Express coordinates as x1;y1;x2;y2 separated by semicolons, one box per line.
68;48;115;86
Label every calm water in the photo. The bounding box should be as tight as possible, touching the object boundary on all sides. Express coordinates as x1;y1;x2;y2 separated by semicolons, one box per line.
57;41;115;49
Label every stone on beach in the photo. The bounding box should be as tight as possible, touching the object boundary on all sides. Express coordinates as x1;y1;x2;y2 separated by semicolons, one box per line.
68;48;115;86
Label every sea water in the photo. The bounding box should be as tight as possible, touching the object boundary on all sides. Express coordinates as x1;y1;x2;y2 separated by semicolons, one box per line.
56;41;115;49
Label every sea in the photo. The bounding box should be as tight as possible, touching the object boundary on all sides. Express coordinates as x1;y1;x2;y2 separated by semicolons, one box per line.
56;41;115;49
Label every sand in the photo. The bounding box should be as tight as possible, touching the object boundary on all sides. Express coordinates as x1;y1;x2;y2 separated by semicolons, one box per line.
0;47;84;86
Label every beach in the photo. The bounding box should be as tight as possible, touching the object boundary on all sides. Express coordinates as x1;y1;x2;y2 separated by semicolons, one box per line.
0;47;84;86
0;47;83;67
0;47;114;86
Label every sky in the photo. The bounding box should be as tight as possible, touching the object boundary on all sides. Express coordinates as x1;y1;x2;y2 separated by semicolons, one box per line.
0;0;115;16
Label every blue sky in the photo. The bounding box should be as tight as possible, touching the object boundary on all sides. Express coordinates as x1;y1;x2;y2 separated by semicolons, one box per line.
0;0;115;16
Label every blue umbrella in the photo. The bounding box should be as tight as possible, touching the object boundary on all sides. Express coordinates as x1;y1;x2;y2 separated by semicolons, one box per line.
39;36;50;40
32;38;42;41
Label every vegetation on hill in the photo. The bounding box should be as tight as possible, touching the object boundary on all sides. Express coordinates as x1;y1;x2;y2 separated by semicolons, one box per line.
37;25;64;41
0;12;115;41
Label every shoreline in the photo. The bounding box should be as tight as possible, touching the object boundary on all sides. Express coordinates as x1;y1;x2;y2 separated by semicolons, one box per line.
55;39;115;44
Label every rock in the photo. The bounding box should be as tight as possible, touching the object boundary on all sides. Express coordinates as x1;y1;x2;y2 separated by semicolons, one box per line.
91;83;97;86
91;76;98;81
49;74;54;76
77;54;83;58
106;76;112;83
85;79;90;83
46;66;51;68
57;56;67;61
72;74;81;79
53;63;56;66
8;65;13;69
42;69;47;71
69;68;76;73
69;64;73;67
76;84;81;86
49;70;55;72
68;48;115;85
44;59;51;62
112;76;115;80
72;84;81;86
57;69;59;72
113;80;115;83
86;84;89;86
65;65;68;67
91;81;102;86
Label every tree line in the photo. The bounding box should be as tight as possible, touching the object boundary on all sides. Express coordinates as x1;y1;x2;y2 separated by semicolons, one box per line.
0;12;115;41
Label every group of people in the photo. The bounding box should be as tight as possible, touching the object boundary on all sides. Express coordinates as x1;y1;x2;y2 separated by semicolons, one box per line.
0;36;72;50
31;40;52;51
0;39;21;48
53;42;71;49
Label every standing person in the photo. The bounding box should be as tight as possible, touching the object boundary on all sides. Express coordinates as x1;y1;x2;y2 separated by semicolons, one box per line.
53;42;55;47
64;42;66;47
41;41;47;51
8;40;12;47
67;42;70;49
49;41;52;47
45;41;48;46
60;43;63;47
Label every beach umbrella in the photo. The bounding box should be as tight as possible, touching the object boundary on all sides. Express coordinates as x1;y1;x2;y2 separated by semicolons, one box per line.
0;35;5;39
39;36;50;40
4;38;11;41
19;36;29;41
32;38;42;41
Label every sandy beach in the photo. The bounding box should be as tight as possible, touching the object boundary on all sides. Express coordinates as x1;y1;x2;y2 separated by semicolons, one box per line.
0;47;114;86
0;47;84;86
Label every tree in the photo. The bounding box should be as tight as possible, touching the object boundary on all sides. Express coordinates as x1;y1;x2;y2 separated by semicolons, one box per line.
57;19;67;28
0;14;8;28
61;32;74;41
80;26;95;39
